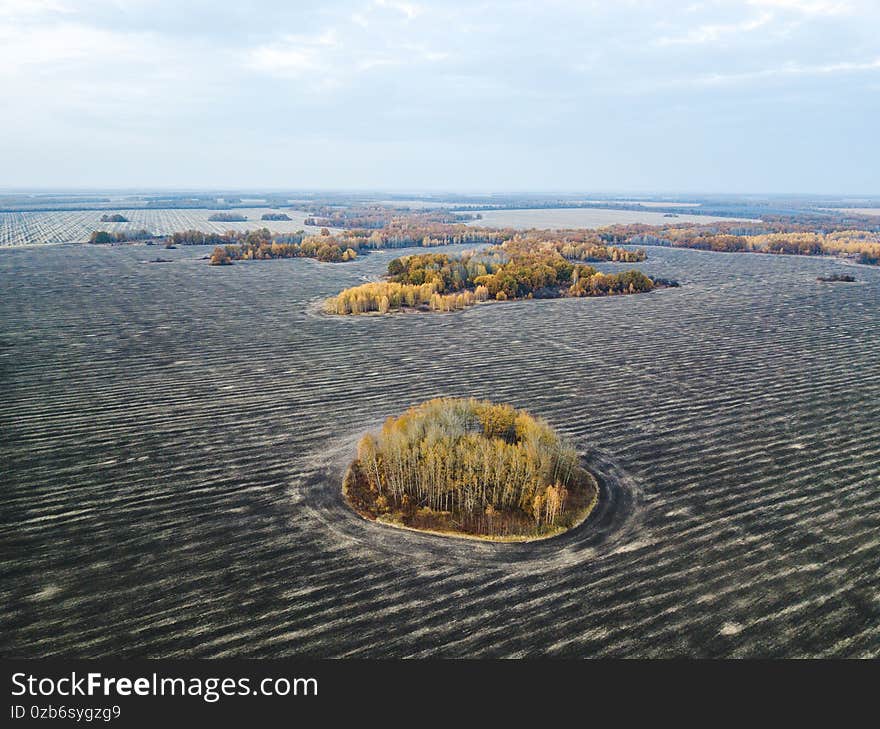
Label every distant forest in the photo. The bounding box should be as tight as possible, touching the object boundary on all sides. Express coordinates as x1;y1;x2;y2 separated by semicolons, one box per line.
303;205;478;229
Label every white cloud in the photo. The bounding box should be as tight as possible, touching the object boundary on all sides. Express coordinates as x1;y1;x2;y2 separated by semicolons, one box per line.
657;11;773;46
0;22;141;73
675;56;880;86
0;0;71;18
356;56;399;71
374;0;421;21
243;5;447;86
248;46;319;75
747;0;853;16
0;0;878;190
245;29;341;77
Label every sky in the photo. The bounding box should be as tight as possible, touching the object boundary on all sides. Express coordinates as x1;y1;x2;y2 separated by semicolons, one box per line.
1;0;878;193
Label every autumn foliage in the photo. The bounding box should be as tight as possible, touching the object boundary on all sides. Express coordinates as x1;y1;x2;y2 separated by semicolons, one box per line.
604;223;880;265
327;241;658;314
343;398;598;539
200;228;359;264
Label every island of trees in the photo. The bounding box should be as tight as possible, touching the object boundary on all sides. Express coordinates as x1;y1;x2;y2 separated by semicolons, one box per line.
88;229;153;244
303;205;478;229
817;273;856;282
343;398;599;540
99;213;129;222
207;212;248;222
261;212;292;221
82;225;360;264
204;228;359;265
327;241;664;314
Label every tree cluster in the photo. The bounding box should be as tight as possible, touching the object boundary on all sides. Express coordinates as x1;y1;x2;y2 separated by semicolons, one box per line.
207;212;248;222
88;229;153;244
817;273;856;282
328;280;490;314
328;242;661;314
556;240;645;262
208;231;357;265
600;221;880;265
344;398;597;538
157;228;350;265
303;205;478;230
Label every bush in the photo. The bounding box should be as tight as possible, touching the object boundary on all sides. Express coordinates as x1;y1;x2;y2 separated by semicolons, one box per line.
89;231;116;245
209;246;233;265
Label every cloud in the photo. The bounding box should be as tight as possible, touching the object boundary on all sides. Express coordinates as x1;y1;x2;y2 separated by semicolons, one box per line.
669;55;880;87
0;0;878;190
246;29;339;77
0;22;143;73
657;11;774;46
374;0;421;21
747;0;853;16
247;46;319;75
0;0;71;18
243;5;447;87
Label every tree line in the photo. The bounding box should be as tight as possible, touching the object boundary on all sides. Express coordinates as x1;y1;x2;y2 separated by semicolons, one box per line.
210;236;358;265
599;221;880;265
146;228;354;265
88;229;153;244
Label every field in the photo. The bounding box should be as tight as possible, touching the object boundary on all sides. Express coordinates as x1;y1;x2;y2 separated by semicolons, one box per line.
0;208;329;246
1;244;878;657
466;207;751;229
